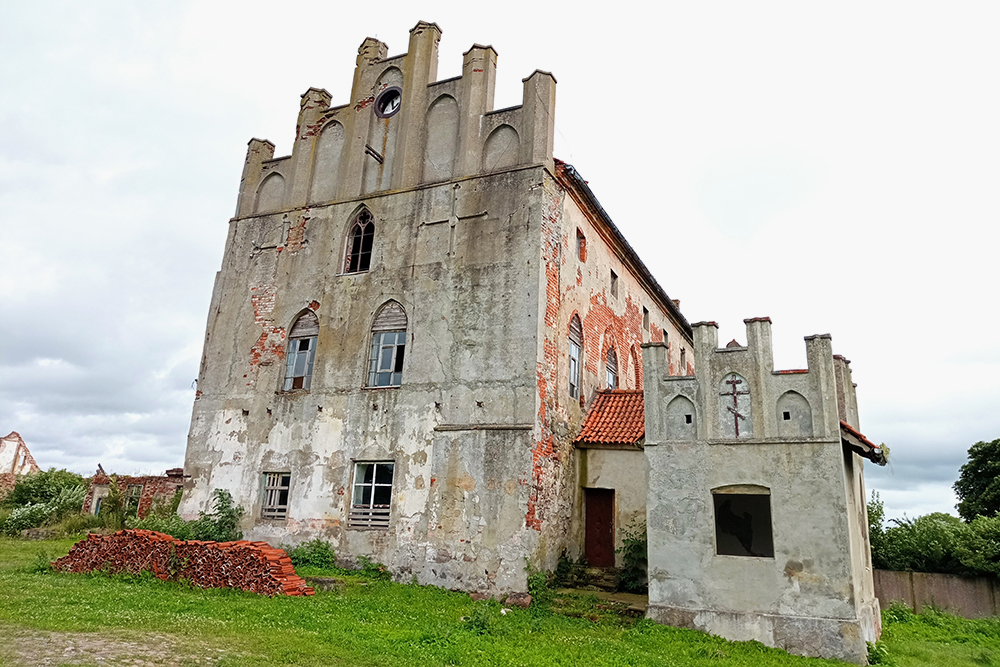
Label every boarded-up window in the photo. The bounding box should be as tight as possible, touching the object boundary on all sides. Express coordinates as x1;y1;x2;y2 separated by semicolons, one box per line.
349;461;393;529
368;302;407;387
344;209;375;273
606;347;618;389
713;488;774;558
284;311;318;391
569;315;583;399
262;472;291;519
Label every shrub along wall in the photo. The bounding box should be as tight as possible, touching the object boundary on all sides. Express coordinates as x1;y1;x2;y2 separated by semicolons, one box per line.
53;529;314;596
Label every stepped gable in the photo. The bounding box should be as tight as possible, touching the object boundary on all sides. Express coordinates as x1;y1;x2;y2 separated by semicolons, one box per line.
574;390;645;448
53;530;314;597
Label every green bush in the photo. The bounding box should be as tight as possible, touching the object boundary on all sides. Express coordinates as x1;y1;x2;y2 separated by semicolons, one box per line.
127;512;194;540
615;517;647;593
1;484;86;536
285;539;337;569
188;489;244;542
2;468;85;508
356;555;391;581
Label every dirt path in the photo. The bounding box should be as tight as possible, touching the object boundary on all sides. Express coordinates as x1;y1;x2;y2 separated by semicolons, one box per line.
0;627;240;666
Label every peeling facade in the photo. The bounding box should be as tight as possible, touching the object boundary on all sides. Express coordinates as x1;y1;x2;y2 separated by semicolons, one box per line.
0;431;40;499
642;318;883;663
180;21;691;594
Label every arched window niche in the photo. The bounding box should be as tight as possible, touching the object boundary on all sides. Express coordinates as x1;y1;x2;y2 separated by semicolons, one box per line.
283;311;319;391
344;209;375;274
367;301;407;388
568;315;583;399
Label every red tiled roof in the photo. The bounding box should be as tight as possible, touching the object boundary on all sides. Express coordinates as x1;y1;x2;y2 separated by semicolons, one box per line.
840;420;886;466
575;390;645;447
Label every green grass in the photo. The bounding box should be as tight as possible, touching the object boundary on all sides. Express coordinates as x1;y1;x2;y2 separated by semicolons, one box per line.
0;537;996;666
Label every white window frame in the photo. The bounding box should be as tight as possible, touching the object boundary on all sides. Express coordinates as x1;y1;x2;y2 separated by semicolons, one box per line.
606;348;618;389
283;337;316;391
368;331;405;387
569;339;581;399
349;461;394;529
261;472;291;520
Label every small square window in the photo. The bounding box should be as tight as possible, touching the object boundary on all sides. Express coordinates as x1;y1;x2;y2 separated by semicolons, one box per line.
610;270;618;298
783;411;791;421
713;492;774;558
262;472;291;519
350;462;394;529
685;414;693;424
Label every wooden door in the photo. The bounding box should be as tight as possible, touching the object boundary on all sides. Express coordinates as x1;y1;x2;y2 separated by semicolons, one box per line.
585;488;615;567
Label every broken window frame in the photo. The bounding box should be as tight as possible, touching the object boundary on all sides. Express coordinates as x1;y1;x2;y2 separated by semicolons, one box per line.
344;209;375;274
349;461;394;529
283;311;319;392
569;315;583;399
261;472;291;520
367;302;407;388
606;347;618;389
125;484;143;516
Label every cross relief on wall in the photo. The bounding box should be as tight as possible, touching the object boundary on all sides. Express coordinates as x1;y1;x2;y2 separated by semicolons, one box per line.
719;372;753;438
421;183;488;257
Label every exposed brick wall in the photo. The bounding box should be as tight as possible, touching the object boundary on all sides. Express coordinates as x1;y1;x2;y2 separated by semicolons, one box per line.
53;530;314;596
84;470;184;519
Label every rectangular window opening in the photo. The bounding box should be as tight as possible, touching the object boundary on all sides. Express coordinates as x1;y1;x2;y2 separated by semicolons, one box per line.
610;270;618;298
713;492;774;558
642;307;649;331
368;331;405;387
783;411;791;420
262;472;291;520
350;461;394;529
284;337;317;392
685;414;693;424
576;230;587;262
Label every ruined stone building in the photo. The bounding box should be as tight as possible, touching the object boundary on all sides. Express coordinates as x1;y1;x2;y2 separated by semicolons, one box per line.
180;21;883;662
84;467;186;518
0;431;40;498
180;21;691;594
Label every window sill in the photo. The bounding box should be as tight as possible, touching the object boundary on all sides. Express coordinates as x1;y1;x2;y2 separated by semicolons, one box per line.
361;385;401;391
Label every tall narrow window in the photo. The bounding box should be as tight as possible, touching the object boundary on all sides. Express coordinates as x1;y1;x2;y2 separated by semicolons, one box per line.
680;347;687;375
349;461;394;529
262;472;291;519
284;311;319;391
642;307;649;331
576;229;587;262
368;301;407;387
568;315;583;399
344;209;375;273
606;347;618;389
610;270;618;298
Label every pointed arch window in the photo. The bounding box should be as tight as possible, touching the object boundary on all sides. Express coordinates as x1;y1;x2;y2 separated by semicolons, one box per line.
344;209;375;273
284;311;319;391
569;315;583;399
606;347;618;389
368;301;407;387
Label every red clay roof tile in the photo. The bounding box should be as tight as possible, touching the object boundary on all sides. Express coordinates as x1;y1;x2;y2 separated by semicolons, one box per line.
575;390;645;446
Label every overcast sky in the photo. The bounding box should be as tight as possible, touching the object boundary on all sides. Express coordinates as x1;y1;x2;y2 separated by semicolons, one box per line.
2;2;997;520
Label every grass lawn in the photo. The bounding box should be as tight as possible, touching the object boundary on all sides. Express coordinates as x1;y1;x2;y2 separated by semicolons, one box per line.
0;537;997;666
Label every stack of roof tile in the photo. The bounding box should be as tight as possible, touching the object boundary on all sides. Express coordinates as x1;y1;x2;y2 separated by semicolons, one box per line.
52;529;314;596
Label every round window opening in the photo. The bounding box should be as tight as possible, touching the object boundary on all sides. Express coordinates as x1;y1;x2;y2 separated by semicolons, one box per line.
375;87;402;118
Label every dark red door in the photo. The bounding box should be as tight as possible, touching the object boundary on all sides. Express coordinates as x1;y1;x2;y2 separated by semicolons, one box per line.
585;488;615;567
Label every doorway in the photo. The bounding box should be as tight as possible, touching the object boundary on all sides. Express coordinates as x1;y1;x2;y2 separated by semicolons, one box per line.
585;488;615;567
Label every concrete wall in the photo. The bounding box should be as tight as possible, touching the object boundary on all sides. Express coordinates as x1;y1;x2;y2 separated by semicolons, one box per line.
875;570;1000;619
642;318;879;664
577;447;647;566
